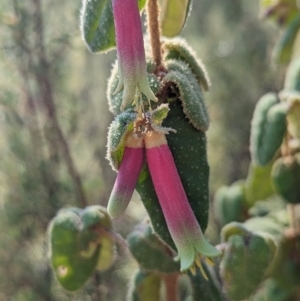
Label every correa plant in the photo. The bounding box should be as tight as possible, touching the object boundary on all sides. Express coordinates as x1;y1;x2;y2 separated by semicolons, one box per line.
47;0;300;300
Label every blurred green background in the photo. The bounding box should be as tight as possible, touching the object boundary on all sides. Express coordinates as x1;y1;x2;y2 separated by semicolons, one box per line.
0;0;282;300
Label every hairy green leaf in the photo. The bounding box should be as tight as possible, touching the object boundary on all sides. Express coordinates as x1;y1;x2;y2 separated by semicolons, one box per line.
127;222;180;273
136;96;210;249
271;155;300;204
245;163;275;206
163;38;211;91
250;93;288;166
214;181;247;227
49;206;114;291
106;111;137;171
163;60;209;131
128;270;162;301
220;223;276;301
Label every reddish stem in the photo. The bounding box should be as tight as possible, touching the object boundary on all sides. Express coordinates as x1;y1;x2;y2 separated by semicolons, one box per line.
147;0;163;71
164;273;179;301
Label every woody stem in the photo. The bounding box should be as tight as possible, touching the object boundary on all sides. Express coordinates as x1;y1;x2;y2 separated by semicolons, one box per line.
146;0;163;71
164;273;179;301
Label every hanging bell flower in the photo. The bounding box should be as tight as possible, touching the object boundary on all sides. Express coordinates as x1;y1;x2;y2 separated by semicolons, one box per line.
107;132;144;218
144;130;221;272
112;0;157;111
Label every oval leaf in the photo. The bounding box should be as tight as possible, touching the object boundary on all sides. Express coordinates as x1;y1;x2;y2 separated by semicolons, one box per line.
271;155;300;204
49;206;114;291
250;93;288;166
127;222;180;273
128;270;162;301
214;181;247;227
163;59;209;131
220;224;276;301
163;38;211;91
160;0;192;37
245;163;275;207
272;15;300;64
106;111;137;171
136;96;210;249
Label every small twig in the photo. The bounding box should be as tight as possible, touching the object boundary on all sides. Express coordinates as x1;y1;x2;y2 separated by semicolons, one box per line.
31;0;88;208
55;124;88;208
146;0;163;71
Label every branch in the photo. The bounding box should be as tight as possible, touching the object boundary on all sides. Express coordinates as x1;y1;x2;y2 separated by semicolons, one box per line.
146;0;164;72
31;0;88;208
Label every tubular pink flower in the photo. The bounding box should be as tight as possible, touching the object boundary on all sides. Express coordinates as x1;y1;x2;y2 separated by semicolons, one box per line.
107;134;144;218
112;0;157;110
145;131;220;271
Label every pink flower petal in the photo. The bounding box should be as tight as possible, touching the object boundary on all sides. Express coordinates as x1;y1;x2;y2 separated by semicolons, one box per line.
108;134;144;218
112;0;156;109
145;131;220;271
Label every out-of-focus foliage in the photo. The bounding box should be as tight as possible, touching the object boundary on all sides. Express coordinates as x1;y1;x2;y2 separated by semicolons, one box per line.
0;0;127;300
184;0;278;190
49;206;115;291
159;0;192;37
211;0;300;293
260;0;300;63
